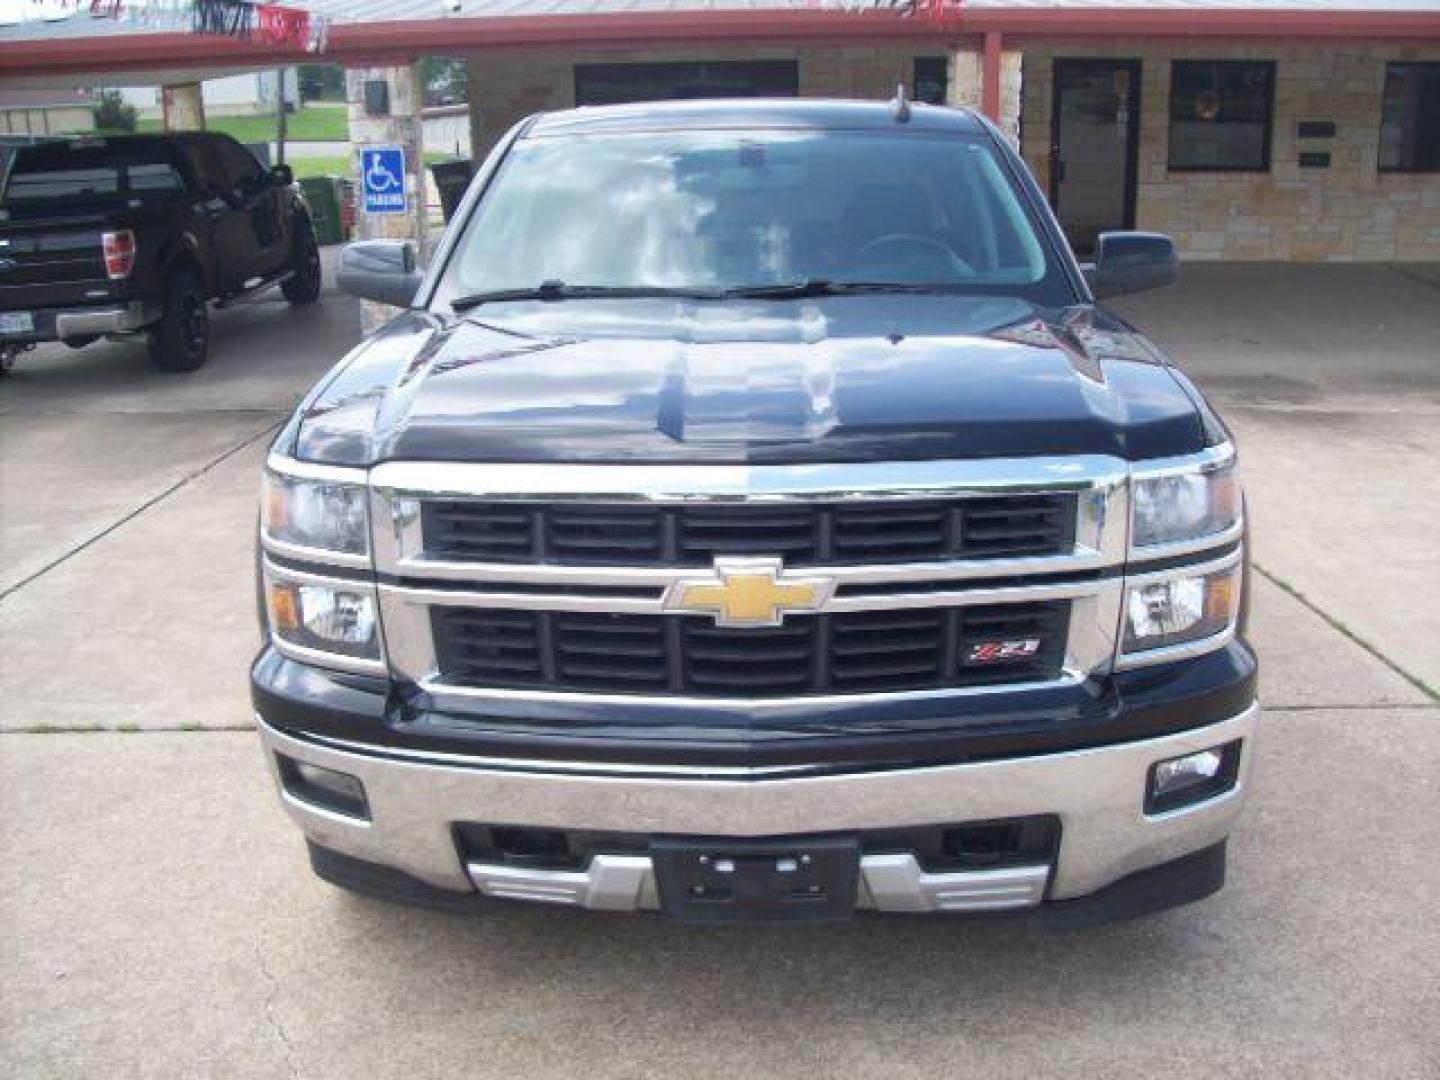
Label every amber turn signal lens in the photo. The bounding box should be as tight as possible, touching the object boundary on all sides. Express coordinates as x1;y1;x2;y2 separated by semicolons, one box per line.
1204;571;1237;624
268;583;299;632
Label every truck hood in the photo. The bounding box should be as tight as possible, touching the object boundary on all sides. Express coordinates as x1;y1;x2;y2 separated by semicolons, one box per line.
288;295;1206;466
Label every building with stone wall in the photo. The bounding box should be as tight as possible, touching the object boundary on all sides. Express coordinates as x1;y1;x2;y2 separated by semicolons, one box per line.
4;0;1437;264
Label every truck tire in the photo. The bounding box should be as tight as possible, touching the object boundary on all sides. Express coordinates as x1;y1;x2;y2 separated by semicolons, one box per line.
281;224;322;305
148;266;210;373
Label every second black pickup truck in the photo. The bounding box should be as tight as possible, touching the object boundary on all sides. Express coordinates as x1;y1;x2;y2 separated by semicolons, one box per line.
0;132;320;374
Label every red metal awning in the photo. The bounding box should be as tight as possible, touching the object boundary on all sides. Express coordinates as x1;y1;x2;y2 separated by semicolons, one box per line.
2;5;1437;82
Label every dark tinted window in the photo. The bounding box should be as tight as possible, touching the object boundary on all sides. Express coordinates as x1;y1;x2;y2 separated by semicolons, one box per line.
211;136;264;188
914;57;949;106
574;61;799;105
1379;63;1440;173
179;140;227;195
442;129;1072;305
1;141;183;202
1168;60;1275;171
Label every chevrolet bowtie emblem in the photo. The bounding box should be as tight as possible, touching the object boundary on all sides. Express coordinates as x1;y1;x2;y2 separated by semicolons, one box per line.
664;557;835;627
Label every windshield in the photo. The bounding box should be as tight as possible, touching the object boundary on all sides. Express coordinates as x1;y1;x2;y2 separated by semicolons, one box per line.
436;129;1074;306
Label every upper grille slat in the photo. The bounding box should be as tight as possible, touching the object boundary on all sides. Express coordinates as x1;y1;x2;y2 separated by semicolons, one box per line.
421;495;1076;567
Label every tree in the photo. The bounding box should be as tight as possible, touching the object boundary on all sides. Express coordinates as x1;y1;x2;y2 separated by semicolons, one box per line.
422;58;468;107
93;89;137;133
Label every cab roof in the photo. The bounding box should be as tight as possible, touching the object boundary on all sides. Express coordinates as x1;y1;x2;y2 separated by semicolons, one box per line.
525;98;988;138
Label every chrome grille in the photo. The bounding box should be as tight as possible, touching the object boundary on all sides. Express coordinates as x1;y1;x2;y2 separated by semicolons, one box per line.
420;495;1077;567
430;603;1070;698
370;456;1131;705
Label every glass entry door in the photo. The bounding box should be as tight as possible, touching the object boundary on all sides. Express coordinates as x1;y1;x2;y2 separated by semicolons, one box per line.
1050;59;1141;255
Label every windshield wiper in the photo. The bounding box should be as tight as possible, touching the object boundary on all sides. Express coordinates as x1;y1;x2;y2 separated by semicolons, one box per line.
450;281;723;311
721;279;955;299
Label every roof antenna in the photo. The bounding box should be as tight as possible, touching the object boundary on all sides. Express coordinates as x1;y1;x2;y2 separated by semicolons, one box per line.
890;82;912;123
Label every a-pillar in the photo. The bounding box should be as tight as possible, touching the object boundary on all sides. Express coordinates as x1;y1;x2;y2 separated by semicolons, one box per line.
345;63;427;332
161;83;204;131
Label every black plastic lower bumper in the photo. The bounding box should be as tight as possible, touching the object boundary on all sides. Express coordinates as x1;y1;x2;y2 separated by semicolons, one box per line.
306;838;1228;929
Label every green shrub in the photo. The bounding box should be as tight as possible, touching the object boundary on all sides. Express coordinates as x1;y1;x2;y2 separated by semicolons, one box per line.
93;90;137;133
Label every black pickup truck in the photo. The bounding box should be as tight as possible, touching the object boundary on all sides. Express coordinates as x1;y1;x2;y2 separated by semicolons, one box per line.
0;132;320;374
254;99;1255;927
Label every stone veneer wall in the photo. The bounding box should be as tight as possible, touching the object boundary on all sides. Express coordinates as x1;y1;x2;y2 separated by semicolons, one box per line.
465;44;990;161
1020;41;1440;261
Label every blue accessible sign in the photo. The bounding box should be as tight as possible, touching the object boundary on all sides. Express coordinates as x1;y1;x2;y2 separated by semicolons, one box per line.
361;147;406;214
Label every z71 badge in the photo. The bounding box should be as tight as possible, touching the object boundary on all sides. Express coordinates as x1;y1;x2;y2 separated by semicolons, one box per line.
965;638;1042;664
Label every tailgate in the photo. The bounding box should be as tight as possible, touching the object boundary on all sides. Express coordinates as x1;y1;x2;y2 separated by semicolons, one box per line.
0;211;112;311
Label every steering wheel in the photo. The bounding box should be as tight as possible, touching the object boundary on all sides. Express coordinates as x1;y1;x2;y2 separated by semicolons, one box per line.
855;233;974;277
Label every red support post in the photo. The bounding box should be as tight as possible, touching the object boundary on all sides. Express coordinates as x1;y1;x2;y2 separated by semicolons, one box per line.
982;29;1003;123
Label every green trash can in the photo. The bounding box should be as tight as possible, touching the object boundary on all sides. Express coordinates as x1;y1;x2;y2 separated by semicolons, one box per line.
299;175;344;246
430;159;474;224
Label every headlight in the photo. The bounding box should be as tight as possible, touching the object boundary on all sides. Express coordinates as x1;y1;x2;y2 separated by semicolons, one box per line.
262;466;369;557
264;566;384;670
1131;457;1240;549
1121;559;1242;659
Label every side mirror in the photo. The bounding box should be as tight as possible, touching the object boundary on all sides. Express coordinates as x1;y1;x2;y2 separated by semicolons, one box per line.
1083;231;1178;300
268;163;294;187
337;240;423;308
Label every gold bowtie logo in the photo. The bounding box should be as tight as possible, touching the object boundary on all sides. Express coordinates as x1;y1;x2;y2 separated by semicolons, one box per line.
665;558;834;627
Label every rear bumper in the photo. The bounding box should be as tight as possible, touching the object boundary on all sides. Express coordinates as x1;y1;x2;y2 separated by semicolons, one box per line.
256;701;1257;921
0;301;154;343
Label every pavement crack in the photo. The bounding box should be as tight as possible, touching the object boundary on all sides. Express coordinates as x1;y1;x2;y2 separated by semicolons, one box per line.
1254;562;1439;703
256;926;303;1080
0;418;281;604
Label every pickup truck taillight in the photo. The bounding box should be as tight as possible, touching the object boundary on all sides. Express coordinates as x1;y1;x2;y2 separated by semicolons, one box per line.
102;229;136;279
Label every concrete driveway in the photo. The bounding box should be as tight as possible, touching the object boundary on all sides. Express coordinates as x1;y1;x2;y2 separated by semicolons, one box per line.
2;261;1437;1079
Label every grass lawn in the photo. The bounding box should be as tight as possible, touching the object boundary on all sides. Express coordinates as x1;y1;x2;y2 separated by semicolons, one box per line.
137;104;349;143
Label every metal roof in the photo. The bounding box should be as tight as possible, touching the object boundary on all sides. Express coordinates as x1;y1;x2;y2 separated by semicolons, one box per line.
1;0;1436;85
3;0;1437;37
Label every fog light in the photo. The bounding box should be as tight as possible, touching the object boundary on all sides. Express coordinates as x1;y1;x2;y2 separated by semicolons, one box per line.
277;754;370;819
1146;741;1242;815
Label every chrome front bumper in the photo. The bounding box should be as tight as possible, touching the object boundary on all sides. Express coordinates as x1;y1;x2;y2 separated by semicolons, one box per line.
257;702;1257;914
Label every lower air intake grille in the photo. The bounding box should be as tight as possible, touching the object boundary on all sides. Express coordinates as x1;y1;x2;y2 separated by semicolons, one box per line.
431;602;1070;698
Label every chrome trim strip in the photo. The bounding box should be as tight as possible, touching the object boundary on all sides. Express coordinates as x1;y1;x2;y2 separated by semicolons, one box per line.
1127;518;1244;565
468;855;653;910
278;788;373;828
1114;624;1240;672
859;855;1050;913
1123;546;1243;586
1128;443;1235;481
364;672;1086;726
380;548;1114;588
266;453;370;485
380;573;1118;615
266;633;390;678
369;455;1129;502
260;531;373;571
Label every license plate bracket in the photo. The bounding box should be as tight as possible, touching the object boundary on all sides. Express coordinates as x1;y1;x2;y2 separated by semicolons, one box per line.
0;311;34;334
652;836;860;924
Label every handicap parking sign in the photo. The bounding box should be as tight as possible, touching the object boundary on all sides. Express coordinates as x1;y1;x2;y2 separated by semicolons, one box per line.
361;147;406;214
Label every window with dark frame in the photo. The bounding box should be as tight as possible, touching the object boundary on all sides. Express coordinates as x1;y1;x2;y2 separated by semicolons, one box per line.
1168;60;1276;172
573;60;800;106
914;57;949;106
1379;62;1440;173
